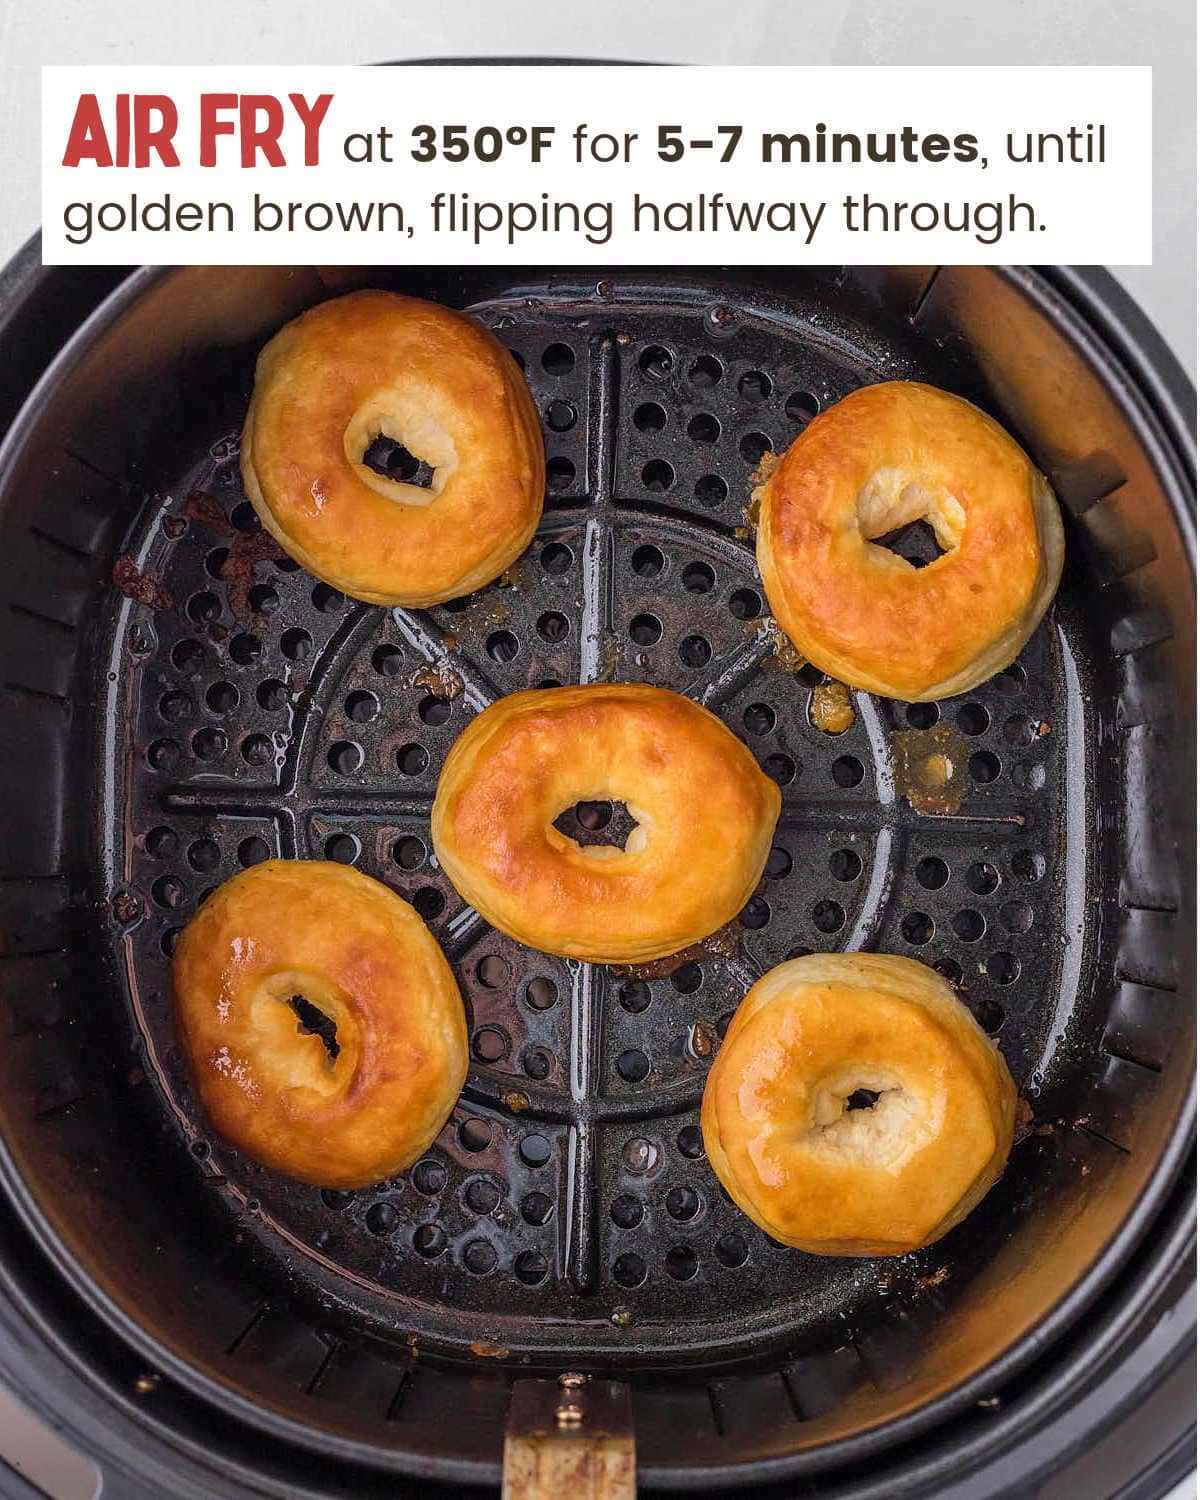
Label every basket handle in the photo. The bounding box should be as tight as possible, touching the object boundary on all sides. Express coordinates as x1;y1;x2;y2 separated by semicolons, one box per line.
503;1374;635;1500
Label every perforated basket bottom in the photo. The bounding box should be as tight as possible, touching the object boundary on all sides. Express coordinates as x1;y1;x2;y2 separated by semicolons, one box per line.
100;282;1076;1370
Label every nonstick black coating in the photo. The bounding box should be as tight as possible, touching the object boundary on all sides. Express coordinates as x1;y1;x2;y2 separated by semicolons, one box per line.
0;264;1192;1490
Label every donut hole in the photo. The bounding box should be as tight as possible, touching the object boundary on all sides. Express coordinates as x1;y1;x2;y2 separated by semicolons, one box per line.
552;799;640;853
287;993;340;1064
809;1073;919;1165
346;396;457;508
856;468;964;571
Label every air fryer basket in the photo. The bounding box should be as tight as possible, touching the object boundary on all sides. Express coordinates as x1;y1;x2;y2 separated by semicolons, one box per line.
0;263;1192;1496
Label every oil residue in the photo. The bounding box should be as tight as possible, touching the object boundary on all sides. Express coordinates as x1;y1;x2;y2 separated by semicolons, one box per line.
811;680;854;734
891;721;970;815
411;661;464;701
756;617;806;674
594;633;623;683
609;921;740;981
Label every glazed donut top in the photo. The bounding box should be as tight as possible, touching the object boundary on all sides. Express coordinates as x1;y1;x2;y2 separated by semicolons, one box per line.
240;290;544;607
701;953;1016;1255
431;684;781;964
756;381;1064;701
171;860;467;1189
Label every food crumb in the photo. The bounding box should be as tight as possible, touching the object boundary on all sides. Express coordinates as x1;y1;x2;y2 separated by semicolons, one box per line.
112;555;173;611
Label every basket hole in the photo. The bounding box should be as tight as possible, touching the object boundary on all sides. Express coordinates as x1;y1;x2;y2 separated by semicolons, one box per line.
629;613;663;647
619;981;651;1014
537;610;570;643
611;1194;644;1229
974;996;1007;1031
625;1137;661;1173
688;354;722;387
676;1125;704;1160
472;1026;509;1063
687;412;721;444
328;740;363;775
905;702;939;729
520;1134;552;1168
634;401;667;433
230;501;260;533
522;1047;552;1080
681;561;716;594
934;957;963;986
613;1253;647;1288
641;459;674;492
670;962;703;995
665;1245;698;1281
172;639;207;674
846;1088;880;1111
832;755;865;788
729;587;762;620
159;690;193;722
241;734;272;767
631;544;666;579
230;632;263;667
546;399;577;433
145;827;178;859
986;952;1020;987
525;976;559;1010
238;836;270;867
324;833;359;865
522;1191;554;1225
258;678;288;711
365;1202;398;1236
740;895;771;930
638;345;673;380
963;862;999;896
187;591;220;625
160;927;182;956
554;799;636;850
372;644;404;676
392;836;426;870
1000;901;1034;934
346;690;379;723
281;628;312;662
956;702;990;736
617;1049;650;1083
829;848;862;882
412;1158;447;1195
540;541;574;575
413;1224;447;1258
205;547;229;579
192;727;227;761
362;435;434;488
459;1119;493;1153
546;456;576;491
679;634;712;668
248;584;279;616
1012;761;1046;792
542;342;575;376
952;909;986;942
969;751;1001;783
763;753;796;786
1004;714;1039;747
694;474;728;508
147;739;181;771
916;856;949;889
739;432;772;465
152;875;185;910
514;1250;548;1285
1012;850;1046;882
187;838;220;873
476;954;511;990
901;910;933;945
666;1186;701;1222
413;886;445;920
312;583;345;613
766;846;793;879
465;1176;501;1212
994;664;1027;696
743;702;776;735
485;629;520;664
715;1233;748;1267
396;743;429;776
813;899;845;934
785;390;821;422
288;992;340;1062
738;370;772;403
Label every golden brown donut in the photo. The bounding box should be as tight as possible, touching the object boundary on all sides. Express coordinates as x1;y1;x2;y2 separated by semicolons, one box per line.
756;381;1064;701
240;290;544;606
171;860;467;1189
701;953;1016;1255
431;685;781;964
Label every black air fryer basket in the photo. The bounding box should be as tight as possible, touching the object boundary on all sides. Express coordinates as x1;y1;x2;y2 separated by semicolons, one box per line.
0;256;1193;1499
